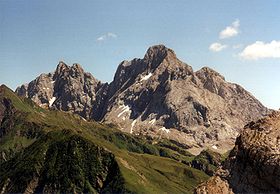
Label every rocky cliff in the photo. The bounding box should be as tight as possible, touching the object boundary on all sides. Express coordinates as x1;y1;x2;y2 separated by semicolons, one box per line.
16;62;104;120
100;45;269;154
195;111;280;193
16;45;269;154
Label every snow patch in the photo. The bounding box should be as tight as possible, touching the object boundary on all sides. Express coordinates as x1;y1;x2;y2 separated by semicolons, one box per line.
212;145;218;150
130;120;137;134
49;97;56;107
159;127;170;133
149;119;156;125
140;72;152;81
117;105;131;118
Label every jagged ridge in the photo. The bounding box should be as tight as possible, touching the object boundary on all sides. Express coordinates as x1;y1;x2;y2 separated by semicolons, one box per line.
15;45;269;154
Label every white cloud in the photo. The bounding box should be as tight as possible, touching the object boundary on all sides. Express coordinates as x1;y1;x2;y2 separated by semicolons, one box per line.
239;40;280;60
209;42;227;52
97;35;106;41
96;32;117;42
219;19;240;39
107;32;117;38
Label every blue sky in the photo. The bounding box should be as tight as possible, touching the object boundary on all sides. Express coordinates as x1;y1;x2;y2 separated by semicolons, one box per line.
1;0;280;109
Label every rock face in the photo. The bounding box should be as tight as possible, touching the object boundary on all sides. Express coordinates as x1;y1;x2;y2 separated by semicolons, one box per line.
16;62;104;119
16;45;269;154
194;176;234;194
99;45;268;154
195;111;280;193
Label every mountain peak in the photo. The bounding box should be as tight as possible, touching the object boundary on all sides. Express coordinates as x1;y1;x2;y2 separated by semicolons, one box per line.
144;44;176;62
57;61;68;68
72;63;83;69
54;62;85;78
55;61;69;75
0;84;8;90
71;63;84;73
0;84;15;95
142;44;178;72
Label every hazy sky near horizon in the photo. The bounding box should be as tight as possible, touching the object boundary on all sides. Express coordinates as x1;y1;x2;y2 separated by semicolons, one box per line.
1;0;280;109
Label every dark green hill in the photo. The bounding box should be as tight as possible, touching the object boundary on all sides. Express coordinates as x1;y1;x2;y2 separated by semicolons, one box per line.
0;84;210;193
0;130;125;193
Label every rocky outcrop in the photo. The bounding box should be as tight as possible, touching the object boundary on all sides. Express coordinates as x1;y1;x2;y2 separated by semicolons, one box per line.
16;45;269;154
195;111;280;193
194;176;233;194
16;62;105;119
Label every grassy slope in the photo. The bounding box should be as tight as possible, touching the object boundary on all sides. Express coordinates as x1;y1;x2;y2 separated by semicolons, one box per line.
0;130;126;193
0;85;209;193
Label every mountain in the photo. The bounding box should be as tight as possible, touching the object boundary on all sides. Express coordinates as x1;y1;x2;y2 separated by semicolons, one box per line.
0;85;210;193
16;45;269;154
16;62;105;120
100;45;269;154
195;111;280;193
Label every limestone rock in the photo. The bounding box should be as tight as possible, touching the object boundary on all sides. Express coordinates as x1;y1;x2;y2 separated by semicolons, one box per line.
101;45;269;154
16;61;104;119
16;45;269;154
195;176;233;194
195;111;280;193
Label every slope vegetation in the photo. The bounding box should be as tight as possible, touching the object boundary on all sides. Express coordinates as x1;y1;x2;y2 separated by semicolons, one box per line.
0;85;209;193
